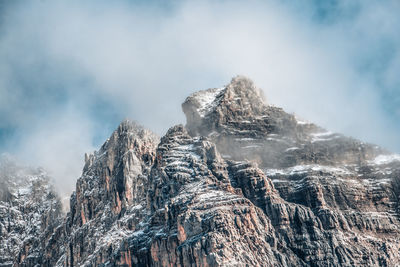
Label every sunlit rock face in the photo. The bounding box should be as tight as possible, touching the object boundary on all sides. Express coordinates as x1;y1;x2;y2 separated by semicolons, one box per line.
62;120;159;266
3;77;400;266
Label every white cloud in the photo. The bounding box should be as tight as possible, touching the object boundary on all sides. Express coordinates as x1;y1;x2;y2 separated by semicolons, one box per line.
15;106;95;194
1;0;400;196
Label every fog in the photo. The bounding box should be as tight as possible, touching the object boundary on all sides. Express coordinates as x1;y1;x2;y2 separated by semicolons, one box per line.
0;0;399;195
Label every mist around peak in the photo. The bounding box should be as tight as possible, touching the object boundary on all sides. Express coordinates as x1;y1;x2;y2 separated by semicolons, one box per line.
1;0;400;197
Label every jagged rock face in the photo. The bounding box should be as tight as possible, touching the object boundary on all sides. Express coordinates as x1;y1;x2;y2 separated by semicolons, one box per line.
0;156;63;267
70;120;158;227
131;125;303;266
182;76;400;266
182;76;383;169
61;120;159;266
182;76;267;137
3;76;400;266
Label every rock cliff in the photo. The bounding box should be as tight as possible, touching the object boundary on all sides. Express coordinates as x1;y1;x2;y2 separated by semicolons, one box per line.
2;76;400;266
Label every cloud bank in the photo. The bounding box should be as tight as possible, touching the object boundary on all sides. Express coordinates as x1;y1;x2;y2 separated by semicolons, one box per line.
0;0;399;195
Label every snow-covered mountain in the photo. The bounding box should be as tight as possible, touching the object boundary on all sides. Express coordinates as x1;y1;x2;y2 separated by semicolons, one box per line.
2;76;400;266
0;156;62;267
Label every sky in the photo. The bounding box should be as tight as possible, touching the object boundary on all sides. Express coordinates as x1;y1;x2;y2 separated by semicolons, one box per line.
0;0;399;195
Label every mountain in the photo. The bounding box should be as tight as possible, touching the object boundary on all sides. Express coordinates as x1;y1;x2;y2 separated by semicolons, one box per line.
0;155;63;267
1;76;400;266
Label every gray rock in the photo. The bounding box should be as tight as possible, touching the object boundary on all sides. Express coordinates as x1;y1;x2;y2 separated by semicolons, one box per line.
2;76;400;266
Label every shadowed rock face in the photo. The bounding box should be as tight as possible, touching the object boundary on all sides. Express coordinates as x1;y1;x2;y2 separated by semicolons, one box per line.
3;76;400;266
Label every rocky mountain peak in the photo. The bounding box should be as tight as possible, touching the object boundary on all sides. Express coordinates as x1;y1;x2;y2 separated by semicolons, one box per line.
58;121;161;266
182;75;268;136
97;119;157;154
226;75;266;106
183;76;384;169
117;119;149;136
3;77;400;266
68;121;158;235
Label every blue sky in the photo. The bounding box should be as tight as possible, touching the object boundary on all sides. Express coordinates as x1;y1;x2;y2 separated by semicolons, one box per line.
0;0;399;193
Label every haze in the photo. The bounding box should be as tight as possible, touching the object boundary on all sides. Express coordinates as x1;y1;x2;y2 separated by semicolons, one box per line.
0;0;399;195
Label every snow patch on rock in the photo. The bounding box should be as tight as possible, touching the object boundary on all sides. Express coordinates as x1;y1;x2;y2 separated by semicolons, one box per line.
369;154;400;165
195;87;225;117
265;164;352;176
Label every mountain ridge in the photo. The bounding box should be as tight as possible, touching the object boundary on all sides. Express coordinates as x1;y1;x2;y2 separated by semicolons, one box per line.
1;76;400;266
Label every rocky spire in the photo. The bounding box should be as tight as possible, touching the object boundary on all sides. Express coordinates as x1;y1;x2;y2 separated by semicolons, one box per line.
74;119;159;226
61;120;159;266
182;75;268;136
